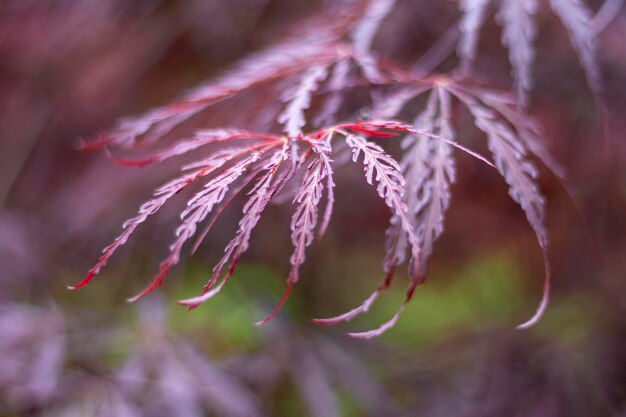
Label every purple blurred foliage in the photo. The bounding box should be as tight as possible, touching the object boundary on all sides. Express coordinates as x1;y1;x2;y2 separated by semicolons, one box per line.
115;298;263;417
0;212;45;293
226;320;398;416
0;303;65;412
43;372;143;417
393;329;626;417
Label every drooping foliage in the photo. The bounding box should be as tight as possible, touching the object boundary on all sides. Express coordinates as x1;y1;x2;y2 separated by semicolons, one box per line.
70;0;610;337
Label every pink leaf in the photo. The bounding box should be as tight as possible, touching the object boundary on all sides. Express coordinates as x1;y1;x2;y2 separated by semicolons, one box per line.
454;87;552;327
314;132;421;336
127;150;270;302
351;0;396;82
68;148;254;290
458;0;491;74
549;0;601;95
108;129;277;167
314;58;352;127
178;144;291;309
497;0;538;107
278;65;329;137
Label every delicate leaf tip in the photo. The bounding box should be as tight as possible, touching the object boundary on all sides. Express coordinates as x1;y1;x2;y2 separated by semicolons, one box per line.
516;272;551;329
108;154;158;168
67;271;97;290
255;280;295;326
125;268;168;303
176;280;228;309
312;291;380;326
413;128;496;168
345;308;404;339
78;134;114;152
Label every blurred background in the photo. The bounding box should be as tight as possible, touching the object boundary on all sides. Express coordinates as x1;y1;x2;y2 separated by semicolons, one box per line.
1;0;625;416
